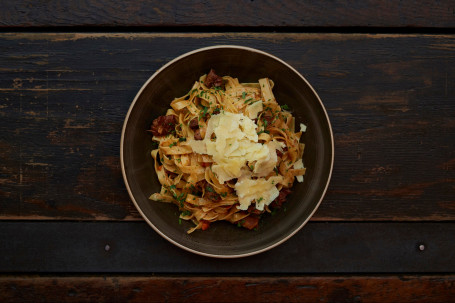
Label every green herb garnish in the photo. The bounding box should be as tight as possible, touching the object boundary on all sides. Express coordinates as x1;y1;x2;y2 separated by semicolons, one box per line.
206;186;215;193
182;210;192;216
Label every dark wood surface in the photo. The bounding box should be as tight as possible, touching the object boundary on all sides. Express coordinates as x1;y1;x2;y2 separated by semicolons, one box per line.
1;33;454;222
1;275;454;303
1;222;454;273
1;2;455;302
1;1;454;28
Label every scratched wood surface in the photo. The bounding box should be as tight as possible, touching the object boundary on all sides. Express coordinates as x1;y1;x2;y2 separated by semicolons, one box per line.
1;0;454;28
1;3;455;299
0;33;454;221
1;222;454;273
1;275;454;303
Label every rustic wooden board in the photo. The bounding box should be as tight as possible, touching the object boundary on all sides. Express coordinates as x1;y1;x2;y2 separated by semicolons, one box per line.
1;275;454;303
0;33;454;221
0;222;453;273
1;1;454;28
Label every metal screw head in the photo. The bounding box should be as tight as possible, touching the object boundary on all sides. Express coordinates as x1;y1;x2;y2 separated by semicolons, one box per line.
105;244;111;251
419;244;425;251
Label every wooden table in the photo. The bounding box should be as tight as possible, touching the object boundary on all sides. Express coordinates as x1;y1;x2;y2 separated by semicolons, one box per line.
1;1;454;302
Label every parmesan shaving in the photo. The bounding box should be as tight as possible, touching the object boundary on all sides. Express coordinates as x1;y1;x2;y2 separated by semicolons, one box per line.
189;111;277;184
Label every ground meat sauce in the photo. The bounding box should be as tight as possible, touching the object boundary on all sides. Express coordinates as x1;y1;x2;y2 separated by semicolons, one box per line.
241;216;259;230
204;184;221;202
262;115;274;125
204;69;223;88
189;117;199;129
149;115;177;136
193;128;203;140
271;188;292;209
247;205;263;215
276;149;283;158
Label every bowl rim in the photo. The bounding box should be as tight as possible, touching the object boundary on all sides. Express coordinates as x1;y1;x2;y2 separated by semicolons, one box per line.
120;45;334;258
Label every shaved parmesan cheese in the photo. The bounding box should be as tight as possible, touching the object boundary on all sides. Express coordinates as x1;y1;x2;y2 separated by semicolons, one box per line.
300;123;307;132
235;176;283;210
294;159;305;182
245;101;263;119
188;112;277;183
253;141;278;177
188;139;206;154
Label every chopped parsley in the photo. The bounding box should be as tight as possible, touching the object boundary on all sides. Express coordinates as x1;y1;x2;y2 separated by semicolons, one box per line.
273;167;279;175
281;104;290;110
241;92;247;99
181;210;192;216
206;186;215;193
220;192;227;198
199;106;209;120
169;185;176;190
257;197;264;203
244;98;253;104
175;192;187;207
178;137;186;142
169;142;176;148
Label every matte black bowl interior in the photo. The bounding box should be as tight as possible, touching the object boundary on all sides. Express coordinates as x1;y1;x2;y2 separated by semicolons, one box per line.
121;45;334;258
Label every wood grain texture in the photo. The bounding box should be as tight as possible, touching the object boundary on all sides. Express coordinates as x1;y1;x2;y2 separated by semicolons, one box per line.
1;275;454;303
0;33;454;221
0;1;454;28
0;222;453;273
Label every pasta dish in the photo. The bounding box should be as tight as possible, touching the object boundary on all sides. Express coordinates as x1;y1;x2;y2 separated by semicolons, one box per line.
148;69;306;233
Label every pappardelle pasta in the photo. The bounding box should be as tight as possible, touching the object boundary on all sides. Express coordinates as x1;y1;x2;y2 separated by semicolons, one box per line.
148;69;306;233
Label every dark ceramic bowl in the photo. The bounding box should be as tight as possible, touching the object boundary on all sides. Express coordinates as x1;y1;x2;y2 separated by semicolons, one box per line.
121;45;333;258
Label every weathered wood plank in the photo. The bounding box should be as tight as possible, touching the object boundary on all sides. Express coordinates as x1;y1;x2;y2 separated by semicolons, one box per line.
1;275;454;303
0;33;454;221
0;222;453;273
0;1;454;28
